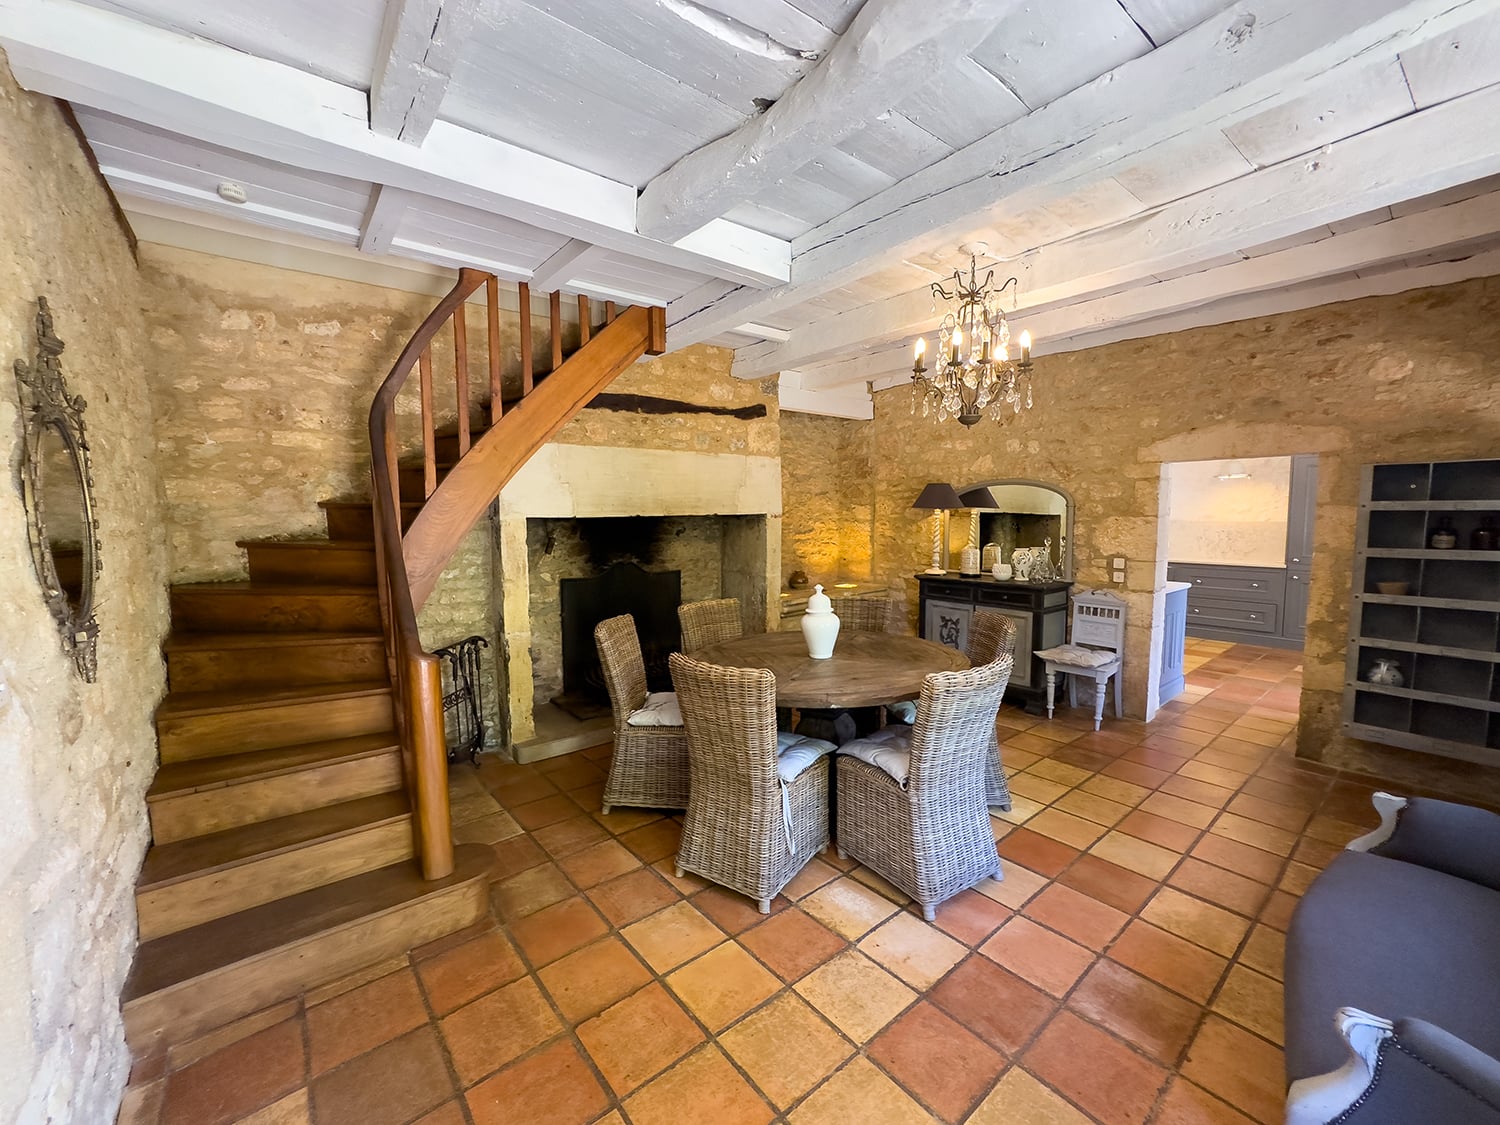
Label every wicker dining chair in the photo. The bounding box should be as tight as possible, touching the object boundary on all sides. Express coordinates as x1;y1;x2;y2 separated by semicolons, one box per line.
669;653;832;912
970;609;1018;812
678;597;742;653
835;656;1014;920
833;594;893;633
595;614;691;814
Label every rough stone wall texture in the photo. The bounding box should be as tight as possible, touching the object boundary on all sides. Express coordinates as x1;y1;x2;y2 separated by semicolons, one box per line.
526;516;728;706
0;53;169;1124
416;522;503;750
857;278;1500;801
779;411;874;586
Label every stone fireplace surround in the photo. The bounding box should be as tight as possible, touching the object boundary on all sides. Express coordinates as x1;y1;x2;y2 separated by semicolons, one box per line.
495;442;780;756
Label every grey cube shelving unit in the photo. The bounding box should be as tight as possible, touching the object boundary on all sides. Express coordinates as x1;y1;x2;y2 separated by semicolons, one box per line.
1343;459;1500;764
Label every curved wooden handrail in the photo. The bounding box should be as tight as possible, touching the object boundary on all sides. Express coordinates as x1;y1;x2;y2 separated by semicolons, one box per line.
368;268;489;880
368;268;665;882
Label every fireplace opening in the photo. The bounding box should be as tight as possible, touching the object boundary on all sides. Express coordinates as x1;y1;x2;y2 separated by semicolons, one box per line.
554;561;681;719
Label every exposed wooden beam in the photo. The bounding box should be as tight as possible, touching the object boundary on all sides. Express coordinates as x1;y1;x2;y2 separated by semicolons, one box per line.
636;0;1026;242
670;0;1495;346
778;372;873;420
796;193;1500;390
0;0;790;288
528;239;607;293
370;0;478;144
358;184;412;254
732;80;1500;377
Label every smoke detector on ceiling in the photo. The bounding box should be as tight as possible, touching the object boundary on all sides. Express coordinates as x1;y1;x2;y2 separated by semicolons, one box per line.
216;181;248;204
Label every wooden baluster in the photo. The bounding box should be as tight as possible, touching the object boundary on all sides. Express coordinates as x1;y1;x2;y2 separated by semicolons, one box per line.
550;290;563;371
605;300;617;325
453;308;471;457
384;401;400;518
487;275;502;426
518;282;534;396
577;294;591;346
419;347;436;498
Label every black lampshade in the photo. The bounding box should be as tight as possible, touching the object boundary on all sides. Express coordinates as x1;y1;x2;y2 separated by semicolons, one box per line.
959;486;999;510
911;482;965;511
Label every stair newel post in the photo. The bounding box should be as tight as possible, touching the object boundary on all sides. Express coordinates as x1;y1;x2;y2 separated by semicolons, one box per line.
453;305;471;457
407;652;454;880
486;276;502;427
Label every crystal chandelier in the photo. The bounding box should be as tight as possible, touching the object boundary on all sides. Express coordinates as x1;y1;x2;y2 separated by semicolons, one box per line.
910;243;1035;426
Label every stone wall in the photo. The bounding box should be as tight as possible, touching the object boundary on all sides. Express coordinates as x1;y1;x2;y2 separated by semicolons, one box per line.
0;52;169;1123
779;411;873;586
854;278;1500;800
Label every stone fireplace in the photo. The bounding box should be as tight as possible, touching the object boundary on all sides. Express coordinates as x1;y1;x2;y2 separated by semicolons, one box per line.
494;441;780;755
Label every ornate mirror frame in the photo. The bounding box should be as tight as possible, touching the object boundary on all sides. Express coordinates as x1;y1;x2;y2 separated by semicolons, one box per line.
958;478;1075;580
14;297;102;681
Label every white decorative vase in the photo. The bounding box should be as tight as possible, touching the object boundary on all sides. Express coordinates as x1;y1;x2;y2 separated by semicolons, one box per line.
801;584;841;659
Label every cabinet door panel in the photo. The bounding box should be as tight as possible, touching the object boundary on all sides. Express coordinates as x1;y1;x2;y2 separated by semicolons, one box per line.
924;599;972;653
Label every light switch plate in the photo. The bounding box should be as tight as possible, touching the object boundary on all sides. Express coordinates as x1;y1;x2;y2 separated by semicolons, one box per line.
1111;556;1126;568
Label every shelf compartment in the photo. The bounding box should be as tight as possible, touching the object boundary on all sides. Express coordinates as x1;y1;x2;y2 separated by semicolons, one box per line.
1364;556;1421;594
1360;601;1418;642
1345;720;1500;766
1366;509;1427;549
1411;653;1494;702
1367;548;1500;561
1430;459;1500;502
1419;559;1500;602
1351;689;1411;732
1368;500;1500;511
1352;638;1500;665
1371;463;1431;502
1492;714;1500;751
1416;607;1500;651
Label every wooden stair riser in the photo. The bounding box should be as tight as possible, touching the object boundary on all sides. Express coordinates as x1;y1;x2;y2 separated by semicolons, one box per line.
159;693;394;762
149;751;403;844
320;501;418;541
242;543;377;586
123;854;491;1055
170;588;381;633
166;636;387;693
136;817;414;942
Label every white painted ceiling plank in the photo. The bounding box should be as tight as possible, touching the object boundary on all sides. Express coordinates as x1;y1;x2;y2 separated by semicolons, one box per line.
730;81;1500;375
1399;9;1500;107
102;166;363;244
1110;130;1254;207
684;0;839;54
896;56;1029;150
359;184;412;254
369;0;478;143
672;0;1499;348
835;110;953;183
0;0;791;288
527;239;607;293
785;0;865;35
635;0;1028;242
778;374;874;419
1117;0;1237;44
969;0;1153;109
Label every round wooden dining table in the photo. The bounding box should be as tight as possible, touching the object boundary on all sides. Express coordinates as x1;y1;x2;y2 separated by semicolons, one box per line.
692;630;969;709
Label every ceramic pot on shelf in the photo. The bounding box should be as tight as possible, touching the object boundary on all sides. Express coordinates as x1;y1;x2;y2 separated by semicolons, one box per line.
800;584;841;659
1365;659;1404;687
1430;517;1458;549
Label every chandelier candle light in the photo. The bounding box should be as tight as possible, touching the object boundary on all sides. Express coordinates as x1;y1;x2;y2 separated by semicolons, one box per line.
911;243;1035;426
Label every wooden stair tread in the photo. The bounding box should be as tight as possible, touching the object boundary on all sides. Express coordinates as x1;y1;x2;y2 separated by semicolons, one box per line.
124;844;493;1002
164;630;383;651
318;498;414;510
147;733;398;799
170;581;379;596
139;793;410;888
235;538;374;552
156;680;390;718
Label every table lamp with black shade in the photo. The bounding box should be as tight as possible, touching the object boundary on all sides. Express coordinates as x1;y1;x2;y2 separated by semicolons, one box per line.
957;486;999;574
911;483;965;575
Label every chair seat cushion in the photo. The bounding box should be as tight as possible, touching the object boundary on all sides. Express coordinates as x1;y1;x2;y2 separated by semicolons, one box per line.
838;727;913;786
775;731;836;782
886;699;917;724
626;691;683;727
1036;644;1119;669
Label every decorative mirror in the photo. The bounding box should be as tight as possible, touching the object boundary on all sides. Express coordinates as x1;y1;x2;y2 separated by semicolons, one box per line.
14;297;101;681
958;479;1075;580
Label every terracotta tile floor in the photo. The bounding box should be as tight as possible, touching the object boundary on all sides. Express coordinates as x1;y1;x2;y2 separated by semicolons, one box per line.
124;640;1409;1125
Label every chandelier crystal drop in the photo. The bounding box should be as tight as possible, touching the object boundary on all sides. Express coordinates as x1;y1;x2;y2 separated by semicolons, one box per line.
908;243;1036;426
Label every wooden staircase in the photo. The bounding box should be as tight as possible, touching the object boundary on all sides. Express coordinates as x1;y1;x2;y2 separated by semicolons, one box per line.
124;272;666;1054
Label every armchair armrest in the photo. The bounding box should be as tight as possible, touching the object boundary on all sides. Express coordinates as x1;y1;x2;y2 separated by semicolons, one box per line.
1349;793;1500;893
1287;1009;1500;1124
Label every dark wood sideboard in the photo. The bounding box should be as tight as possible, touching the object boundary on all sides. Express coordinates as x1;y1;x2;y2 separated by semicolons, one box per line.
916;574;1070;713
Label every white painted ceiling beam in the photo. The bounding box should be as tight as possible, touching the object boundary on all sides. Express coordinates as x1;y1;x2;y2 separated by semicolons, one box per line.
0;0;791;289
358;184;412;254
527;239;608;293
732;79;1500;377
794;193;1500;390
636;0;1026;242
369;0;478;144
778;372;874;419
669;0;1498;347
